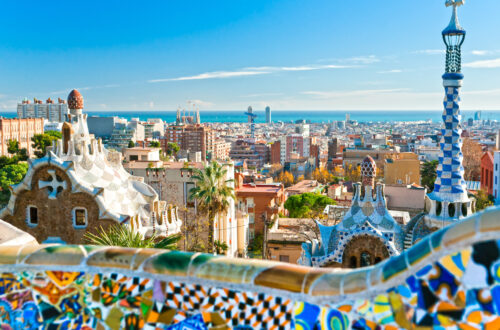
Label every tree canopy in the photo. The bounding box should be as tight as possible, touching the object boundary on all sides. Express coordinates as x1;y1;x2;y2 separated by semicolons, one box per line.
31;130;62;158
165;142;180;156
421;160;439;191
284;193;336;219
475;190;494;211
0;163;28;206
189;161;235;253
149;141;161;148
277;171;294;187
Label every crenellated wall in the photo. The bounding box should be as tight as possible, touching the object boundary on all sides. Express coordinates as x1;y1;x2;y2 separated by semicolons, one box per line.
1;207;500;329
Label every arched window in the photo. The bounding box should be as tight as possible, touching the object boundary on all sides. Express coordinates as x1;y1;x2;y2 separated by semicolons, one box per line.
360;252;372;267
448;203;456;218
436;202;442;216
350;256;357;268
461;203;468;217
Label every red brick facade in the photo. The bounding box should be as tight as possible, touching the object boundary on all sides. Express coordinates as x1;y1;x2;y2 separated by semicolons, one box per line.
481;151;494;195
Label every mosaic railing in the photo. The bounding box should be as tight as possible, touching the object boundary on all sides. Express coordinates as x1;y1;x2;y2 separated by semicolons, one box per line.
1;207;500;329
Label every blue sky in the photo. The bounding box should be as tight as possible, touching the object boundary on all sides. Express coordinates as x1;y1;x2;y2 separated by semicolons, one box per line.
1;0;499;111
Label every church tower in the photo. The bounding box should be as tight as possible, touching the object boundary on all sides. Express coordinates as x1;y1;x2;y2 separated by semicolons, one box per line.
425;0;474;228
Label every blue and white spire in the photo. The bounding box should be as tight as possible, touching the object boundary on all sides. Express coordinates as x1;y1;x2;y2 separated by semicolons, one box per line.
426;0;473;225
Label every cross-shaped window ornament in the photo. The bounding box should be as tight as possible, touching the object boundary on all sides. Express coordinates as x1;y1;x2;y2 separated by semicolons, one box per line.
38;170;67;200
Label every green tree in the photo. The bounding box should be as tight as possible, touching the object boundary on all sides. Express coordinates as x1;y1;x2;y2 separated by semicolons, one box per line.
0;163;29;206
214;240;228;255
189;161;235;253
284;193;336;219
84;224;182;249
7;140;19;155
128;140;136;148
248;234;264;258
421;160;439;191
7;140;28;161
31;131;62;158
475;190;494;211
166;142;180;156
149;141;160;148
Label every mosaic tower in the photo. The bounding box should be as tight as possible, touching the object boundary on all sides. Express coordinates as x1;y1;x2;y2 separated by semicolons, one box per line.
426;0;474;226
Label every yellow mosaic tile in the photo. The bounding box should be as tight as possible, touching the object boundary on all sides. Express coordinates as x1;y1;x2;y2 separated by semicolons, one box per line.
253;264;311;293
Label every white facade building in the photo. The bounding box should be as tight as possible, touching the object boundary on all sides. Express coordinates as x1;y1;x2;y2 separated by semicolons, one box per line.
493;151;500;204
17;98;69;123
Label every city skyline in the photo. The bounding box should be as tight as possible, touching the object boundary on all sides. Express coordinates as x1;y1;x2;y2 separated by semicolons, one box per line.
1;0;500;111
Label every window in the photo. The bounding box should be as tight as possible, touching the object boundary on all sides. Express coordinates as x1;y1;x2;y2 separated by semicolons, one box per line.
349;256;357;268
279;255;290;263
73;208;88;228
249;213;255;224
129;155;139;161
26;206;38;227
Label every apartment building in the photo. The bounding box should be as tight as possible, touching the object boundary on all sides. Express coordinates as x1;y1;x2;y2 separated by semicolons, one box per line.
0;117;44;156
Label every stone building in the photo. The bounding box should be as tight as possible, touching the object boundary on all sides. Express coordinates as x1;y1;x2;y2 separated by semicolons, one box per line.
0;90;181;244
299;156;405;268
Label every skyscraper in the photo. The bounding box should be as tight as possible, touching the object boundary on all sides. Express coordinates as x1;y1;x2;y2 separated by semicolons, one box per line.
265;106;271;124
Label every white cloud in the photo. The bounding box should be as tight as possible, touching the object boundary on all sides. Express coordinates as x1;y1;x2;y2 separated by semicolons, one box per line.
413;49;445;55
317;55;380;64
150;70;270;82
471;50;490;56
302;88;410;99
344;55;380;64
149;63;352;83
188;99;214;108
378;69;402;74
240;92;284;98
464;58;500;68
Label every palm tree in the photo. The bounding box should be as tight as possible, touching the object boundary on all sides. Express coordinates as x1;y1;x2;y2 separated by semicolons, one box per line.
189;161;235;253
84;224;181;250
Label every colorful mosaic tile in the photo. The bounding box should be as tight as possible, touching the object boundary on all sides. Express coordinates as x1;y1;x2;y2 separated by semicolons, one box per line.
0;209;499;328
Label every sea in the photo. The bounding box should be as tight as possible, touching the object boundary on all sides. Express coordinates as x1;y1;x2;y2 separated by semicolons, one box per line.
1;110;499;124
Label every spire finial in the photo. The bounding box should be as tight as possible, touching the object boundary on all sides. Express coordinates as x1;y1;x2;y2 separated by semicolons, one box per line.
445;0;464;8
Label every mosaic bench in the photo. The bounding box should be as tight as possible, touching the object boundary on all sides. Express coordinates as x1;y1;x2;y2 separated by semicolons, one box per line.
1;206;500;329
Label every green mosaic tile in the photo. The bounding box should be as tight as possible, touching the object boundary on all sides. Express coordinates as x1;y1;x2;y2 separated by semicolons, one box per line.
407;237;431;266
382;253;407;282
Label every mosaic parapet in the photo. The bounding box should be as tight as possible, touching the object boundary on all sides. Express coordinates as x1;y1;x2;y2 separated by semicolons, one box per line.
0;207;499;305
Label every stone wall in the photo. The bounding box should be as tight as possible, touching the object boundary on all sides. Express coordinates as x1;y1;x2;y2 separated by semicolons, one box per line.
2;165;116;244
1;207;500;328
